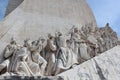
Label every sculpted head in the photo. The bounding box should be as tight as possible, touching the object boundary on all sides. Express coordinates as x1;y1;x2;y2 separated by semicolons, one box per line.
74;27;79;33
10;37;17;45
66;39;71;48
55;32;62;37
41;38;45;44
48;33;54;40
55;32;58;37
24;38;31;47
48;33;52;38
32;40;38;46
58;32;62;36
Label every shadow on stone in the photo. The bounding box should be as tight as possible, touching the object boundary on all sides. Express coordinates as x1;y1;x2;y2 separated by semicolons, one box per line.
5;0;24;16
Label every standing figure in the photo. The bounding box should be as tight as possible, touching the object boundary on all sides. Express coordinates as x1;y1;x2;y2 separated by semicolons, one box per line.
55;38;78;75
65;40;78;67
97;37;105;54
30;38;47;75
111;32;118;47
70;27;82;62
87;32;98;57
0;37;18;75
23;39;42;76
79;41;91;62
94;27;105;54
55;38;68;75
45;34;57;76
11;40;34;76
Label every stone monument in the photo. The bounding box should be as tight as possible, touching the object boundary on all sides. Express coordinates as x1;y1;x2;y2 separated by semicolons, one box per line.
0;0;119;80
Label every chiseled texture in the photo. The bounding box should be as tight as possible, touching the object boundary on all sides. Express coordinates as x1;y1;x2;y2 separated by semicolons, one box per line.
58;45;120;80
0;46;120;80
0;0;96;62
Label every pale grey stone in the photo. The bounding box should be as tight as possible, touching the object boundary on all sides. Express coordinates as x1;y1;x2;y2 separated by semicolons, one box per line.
58;46;120;80
0;0;120;79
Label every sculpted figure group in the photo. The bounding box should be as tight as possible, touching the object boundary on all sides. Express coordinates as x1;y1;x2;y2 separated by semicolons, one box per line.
0;23;119;76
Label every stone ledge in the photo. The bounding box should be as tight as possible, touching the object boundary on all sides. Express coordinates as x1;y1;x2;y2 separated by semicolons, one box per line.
0;76;64;80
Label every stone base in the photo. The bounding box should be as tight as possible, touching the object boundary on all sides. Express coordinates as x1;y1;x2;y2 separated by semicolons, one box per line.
0;76;64;80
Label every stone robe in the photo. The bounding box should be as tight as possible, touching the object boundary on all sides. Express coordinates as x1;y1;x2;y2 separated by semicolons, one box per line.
11;47;34;76
30;42;47;75
87;33;98;57
79;43;90;60
0;43;18;75
46;38;57;76
71;32;81;62
55;46;78;75
55;36;78;75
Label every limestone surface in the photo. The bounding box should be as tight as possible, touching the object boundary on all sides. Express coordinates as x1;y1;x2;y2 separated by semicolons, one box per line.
0;46;120;80
0;23;118;77
0;0;96;62
58;45;120;80
0;0;119;78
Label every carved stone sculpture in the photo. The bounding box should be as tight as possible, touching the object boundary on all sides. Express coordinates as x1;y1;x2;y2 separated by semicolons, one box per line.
24;39;41;76
30;38;47;76
54;35;67;75
0;37;18;75
45;34;57;76
12;41;33;76
87;32;98;57
0;23;119;76
70;27;82;63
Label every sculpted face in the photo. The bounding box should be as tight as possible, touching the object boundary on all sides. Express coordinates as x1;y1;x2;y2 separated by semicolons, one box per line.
10;37;16;44
32;40;38;46
48;34;53;39
66;40;71;48
24;39;32;47
41;38;45;43
74;28;79;33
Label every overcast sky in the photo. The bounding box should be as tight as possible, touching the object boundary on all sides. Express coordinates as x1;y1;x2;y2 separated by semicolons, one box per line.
0;0;120;36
